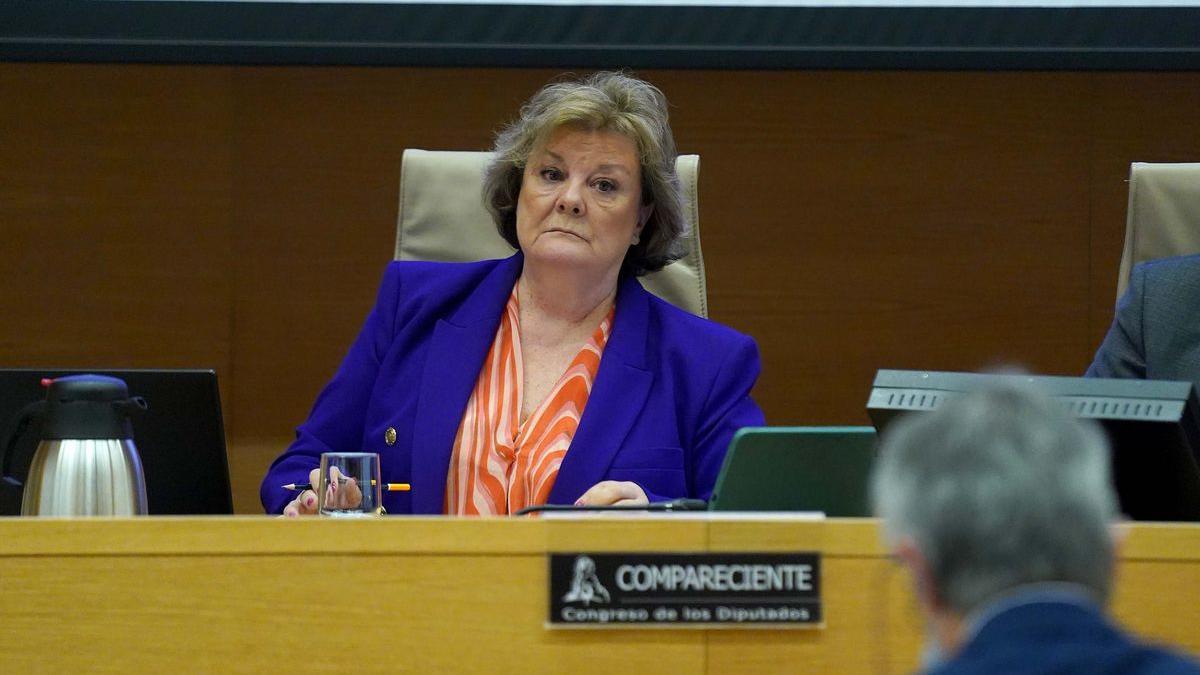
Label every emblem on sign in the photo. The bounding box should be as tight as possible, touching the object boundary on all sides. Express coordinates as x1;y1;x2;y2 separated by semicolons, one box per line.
562;555;611;606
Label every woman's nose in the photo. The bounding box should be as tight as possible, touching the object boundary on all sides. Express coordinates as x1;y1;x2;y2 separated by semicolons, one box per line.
555;182;585;216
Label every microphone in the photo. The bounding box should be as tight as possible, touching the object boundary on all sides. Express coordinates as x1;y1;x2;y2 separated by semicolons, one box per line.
515;498;708;516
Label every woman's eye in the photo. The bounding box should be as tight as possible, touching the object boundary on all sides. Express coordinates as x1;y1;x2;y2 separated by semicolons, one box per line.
594;179;617;193
540;168;563;181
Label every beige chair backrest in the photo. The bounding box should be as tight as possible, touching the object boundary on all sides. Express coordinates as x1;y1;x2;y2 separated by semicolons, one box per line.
1116;162;1200;299
395;149;708;317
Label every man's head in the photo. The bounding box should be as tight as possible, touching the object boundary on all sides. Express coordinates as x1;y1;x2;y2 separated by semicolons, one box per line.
870;383;1119;645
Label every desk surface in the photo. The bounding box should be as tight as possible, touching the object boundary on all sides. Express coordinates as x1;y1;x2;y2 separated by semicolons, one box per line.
0;516;1197;673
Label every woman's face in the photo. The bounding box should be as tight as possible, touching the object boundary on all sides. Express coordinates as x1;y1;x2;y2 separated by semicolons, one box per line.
516;126;651;282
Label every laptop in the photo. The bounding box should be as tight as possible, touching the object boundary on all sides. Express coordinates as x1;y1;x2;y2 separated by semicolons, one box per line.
708;427;878;516
0;368;233;515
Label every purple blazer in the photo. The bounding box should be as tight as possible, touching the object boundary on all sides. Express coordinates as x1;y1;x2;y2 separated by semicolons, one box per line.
260;254;765;514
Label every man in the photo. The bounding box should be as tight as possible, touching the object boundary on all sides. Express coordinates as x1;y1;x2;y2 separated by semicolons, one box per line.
1087;253;1200;390
870;384;1200;674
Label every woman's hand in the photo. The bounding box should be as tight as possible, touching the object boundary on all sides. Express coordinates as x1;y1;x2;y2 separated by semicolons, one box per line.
282;468;321;517
575;480;648;507
281;467;364;517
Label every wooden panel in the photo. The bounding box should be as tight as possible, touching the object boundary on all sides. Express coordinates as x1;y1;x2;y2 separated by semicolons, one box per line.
1111;522;1200;649
706;559;919;675
0;63;235;405
1113;559;1200;651
0;554;706;673
657;70;1093;425
0;518;1195;673
0;517;711;674
2;64;1200;512
707;518;918;674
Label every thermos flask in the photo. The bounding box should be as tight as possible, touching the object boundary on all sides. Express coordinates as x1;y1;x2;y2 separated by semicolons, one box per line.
0;374;148;516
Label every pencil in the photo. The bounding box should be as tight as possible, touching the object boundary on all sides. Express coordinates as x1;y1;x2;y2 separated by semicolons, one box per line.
281;481;411;492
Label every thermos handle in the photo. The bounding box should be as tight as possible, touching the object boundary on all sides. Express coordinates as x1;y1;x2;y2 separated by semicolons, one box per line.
116;396;150;416
1;401;47;488
111;397;149;445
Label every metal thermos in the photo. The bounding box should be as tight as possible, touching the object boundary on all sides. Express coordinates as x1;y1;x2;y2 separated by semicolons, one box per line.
0;374;148;516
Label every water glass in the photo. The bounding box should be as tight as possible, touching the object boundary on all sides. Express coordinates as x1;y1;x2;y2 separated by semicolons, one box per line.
317;452;384;517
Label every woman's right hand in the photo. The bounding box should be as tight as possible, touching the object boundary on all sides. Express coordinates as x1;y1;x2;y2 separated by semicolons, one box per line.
281;466;365;517
282;468;321;517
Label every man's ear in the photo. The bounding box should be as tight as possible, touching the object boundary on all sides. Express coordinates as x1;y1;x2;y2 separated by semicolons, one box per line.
1108;519;1129;588
1109;519;1129;555
895;537;941;614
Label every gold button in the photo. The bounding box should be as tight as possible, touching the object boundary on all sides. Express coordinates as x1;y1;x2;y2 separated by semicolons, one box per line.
385;427;397;446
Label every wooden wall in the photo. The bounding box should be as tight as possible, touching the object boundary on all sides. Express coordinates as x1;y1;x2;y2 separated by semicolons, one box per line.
2;64;1198;513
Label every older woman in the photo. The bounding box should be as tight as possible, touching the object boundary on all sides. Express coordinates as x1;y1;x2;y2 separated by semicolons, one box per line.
261;72;764;516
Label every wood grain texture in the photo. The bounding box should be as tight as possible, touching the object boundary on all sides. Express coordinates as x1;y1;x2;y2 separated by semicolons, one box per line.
665;70;1094;427
2;64;1200;513
0;554;705;673
0;518;1195;673
0;63;236;415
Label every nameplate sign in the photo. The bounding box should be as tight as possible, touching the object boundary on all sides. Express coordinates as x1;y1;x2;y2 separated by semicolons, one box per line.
547;552;821;629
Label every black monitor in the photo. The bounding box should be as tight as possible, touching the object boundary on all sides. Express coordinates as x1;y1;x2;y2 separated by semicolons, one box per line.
0;369;233;515
867;369;1200;522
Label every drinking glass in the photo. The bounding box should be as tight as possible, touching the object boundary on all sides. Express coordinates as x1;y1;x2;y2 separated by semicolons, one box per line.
317;452;384;517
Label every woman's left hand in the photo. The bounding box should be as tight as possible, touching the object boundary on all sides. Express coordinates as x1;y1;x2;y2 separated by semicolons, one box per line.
576;480;649;507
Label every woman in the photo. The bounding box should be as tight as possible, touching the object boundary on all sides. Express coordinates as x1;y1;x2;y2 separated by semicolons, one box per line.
262;71;764;516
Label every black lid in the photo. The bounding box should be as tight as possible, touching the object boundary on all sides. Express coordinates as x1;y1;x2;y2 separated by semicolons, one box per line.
42;375;144;440
47;375;129;403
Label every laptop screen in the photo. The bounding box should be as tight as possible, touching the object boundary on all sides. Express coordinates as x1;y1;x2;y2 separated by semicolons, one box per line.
0;369;233;515
709;426;877;516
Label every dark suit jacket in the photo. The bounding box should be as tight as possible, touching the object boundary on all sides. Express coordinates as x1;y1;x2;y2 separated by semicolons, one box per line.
261;254;765;514
930;599;1200;675
1087;253;1200;390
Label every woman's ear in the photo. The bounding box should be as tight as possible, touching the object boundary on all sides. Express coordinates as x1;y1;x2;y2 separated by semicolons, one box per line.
637;203;654;231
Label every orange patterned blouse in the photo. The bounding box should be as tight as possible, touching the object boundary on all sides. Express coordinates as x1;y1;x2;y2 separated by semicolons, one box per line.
444;285;613;515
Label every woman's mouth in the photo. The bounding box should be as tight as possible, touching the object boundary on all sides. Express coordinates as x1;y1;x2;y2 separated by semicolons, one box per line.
546;228;586;240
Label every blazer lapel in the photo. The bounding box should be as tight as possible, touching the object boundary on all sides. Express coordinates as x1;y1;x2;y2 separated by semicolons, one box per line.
548;275;654;505
410;254;523;513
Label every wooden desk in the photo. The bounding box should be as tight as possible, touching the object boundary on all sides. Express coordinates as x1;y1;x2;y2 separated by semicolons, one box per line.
0;517;1196;673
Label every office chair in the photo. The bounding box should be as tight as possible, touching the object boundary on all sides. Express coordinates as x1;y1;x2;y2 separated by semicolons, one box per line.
1115;162;1200;299
394;150;708;317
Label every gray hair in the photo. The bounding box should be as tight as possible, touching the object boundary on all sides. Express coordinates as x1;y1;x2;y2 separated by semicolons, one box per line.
870;383;1118;615
482;71;686;276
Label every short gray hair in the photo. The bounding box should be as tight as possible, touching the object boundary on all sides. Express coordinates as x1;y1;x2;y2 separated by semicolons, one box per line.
482;71;686;276
870;383;1118;614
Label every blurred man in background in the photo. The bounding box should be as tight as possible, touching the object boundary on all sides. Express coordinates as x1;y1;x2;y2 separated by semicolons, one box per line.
871;384;1200;674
